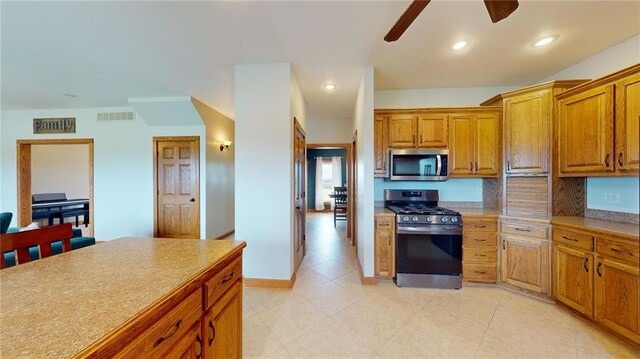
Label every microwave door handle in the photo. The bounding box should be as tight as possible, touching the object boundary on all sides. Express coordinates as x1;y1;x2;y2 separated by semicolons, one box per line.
436;155;442;176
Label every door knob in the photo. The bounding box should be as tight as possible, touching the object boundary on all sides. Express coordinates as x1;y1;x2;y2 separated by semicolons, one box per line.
189;198;195;202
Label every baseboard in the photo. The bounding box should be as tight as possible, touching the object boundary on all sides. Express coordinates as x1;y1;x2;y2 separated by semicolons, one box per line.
244;271;297;289
357;257;376;286
218;230;235;239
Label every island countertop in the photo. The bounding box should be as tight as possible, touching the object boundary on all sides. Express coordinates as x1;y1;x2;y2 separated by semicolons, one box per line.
0;237;246;358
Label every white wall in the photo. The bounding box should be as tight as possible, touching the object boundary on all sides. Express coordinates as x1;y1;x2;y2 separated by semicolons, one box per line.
0;107;206;239
235;63;296;280
305;117;353;144
31;144;90;199
375;86;519;109
353;67;375;277
192;98;236;238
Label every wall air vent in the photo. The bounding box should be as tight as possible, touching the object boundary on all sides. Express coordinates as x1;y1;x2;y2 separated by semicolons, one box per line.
97;112;135;121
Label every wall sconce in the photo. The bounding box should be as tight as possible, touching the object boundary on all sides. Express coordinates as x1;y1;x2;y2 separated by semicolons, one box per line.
220;141;232;152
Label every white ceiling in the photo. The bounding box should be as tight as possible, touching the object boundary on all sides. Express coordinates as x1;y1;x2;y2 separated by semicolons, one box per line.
2;1;639;120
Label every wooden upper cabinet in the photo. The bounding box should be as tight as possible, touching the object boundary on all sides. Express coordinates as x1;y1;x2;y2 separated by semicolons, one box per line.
558;84;615;175
449;114;475;176
474;113;500;176
388;114;416;148
615;72;640;173
504;90;550;174
417;114;448;148
374;116;388;177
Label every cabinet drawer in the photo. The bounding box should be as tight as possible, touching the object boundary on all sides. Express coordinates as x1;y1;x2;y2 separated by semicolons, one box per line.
553;228;593;251
375;216;394;229
463;264;497;281
463;247;497;263
501;221;548;239
463;232;497;247
205;257;243;310
596;237;639;264
464;219;497;232
116;288;202;358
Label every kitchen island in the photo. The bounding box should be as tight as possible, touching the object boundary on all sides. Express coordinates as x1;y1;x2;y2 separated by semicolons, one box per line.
0;237;246;358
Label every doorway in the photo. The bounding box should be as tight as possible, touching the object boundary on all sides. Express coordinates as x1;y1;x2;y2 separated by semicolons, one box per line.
294;118;307;270
16;139;94;236
153;136;200;238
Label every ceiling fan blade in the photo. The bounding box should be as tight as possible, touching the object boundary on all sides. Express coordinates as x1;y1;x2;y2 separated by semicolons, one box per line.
384;0;431;42
484;0;519;23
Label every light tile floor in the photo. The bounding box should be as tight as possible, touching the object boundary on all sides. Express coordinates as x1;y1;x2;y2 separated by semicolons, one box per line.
242;213;639;358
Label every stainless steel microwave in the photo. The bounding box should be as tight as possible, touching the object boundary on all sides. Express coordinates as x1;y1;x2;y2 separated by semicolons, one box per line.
388;149;449;181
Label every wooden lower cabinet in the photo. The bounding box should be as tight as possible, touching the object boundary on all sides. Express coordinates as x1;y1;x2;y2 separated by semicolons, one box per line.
162;322;203;359
552;244;593;316
204;281;242;358
594;255;640;344
500;234;550;295
462;216;498;282
374;214;395;278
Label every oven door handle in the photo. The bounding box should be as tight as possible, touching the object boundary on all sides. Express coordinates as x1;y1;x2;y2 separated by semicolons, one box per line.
397;226;462;235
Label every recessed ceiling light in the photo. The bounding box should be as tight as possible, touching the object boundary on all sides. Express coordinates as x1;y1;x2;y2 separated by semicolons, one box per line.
533;35;558;47
452;41;467;50
63;93;78;98
323;83;336;91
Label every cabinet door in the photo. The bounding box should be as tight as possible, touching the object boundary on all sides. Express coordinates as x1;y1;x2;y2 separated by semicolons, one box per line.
161;322;203;359
375;229;394;278
552;244;593;317
417;114;448;148
500;235;549;295
388;114;416;148
374;116;388;176
615;73;640;173
504;91;550;174
594;256;640;344
558;84;615;175
448;114;475;176
204;281;242;359
474;113;500;176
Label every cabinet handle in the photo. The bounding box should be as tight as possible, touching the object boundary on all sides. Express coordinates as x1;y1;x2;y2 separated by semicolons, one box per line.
153;319;182;347
605;153;611;167
515;227;531;232
474;239;487;242
420;134;423;144
618;152;623;166
610;248;634;256
474;254;487;257
208;320;216;346
196;334;203;359
596;262;602;277
507;161;511;171
221;271;235;285
502;240;506;250
474;225;487;228
583;257;589;273
475;161;478;172
474;270;487;274
470;162;473;171
388;236;391;247
562;235;578;242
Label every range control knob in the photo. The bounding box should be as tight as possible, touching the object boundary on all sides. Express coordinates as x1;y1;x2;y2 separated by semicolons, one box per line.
412;216;419;222
441;217;449;223
451;217;459;223
402;216;410;222
426;217;432;223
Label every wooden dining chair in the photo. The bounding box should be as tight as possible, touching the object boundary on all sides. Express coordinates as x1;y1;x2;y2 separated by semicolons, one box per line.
0;223;73;269
333;186;348;227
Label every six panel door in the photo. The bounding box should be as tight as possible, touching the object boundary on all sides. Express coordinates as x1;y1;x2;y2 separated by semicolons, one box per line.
615;72;640;173
448;114;474;176
388;115;416;148
156;139;200;238
552;244;593;317
504;91;550;174
558;84;615;175
417;114;448;148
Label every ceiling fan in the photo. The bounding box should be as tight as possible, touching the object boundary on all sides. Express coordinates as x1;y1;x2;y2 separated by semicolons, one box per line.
384;0;519;42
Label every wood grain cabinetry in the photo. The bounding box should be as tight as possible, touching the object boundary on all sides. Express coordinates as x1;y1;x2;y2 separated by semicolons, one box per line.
552;221;639;345
449;113;500;177
417;114;448;148
374;115;388;177
557;64;640;177
462;216;498;282
388;114;416;148
204;281;242;358
499;217;550;295
374;214;396;278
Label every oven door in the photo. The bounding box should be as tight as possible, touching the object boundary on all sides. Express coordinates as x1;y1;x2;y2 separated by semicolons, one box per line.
395;226;462;276
389;149;449;181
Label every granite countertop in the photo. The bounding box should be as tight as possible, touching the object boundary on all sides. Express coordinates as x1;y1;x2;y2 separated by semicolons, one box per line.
552;216;639;241
0;237;246;358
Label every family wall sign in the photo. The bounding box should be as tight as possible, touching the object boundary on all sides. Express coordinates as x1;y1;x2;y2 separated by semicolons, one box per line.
33;117;76;134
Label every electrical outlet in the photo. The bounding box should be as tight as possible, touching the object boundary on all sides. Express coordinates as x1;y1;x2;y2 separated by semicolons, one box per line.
604;193;620;204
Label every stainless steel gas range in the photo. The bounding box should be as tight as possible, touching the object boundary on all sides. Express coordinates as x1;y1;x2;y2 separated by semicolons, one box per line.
384;189;463;289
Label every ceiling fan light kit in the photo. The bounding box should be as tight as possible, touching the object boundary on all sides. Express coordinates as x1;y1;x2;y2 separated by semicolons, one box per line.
384;0;519;43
